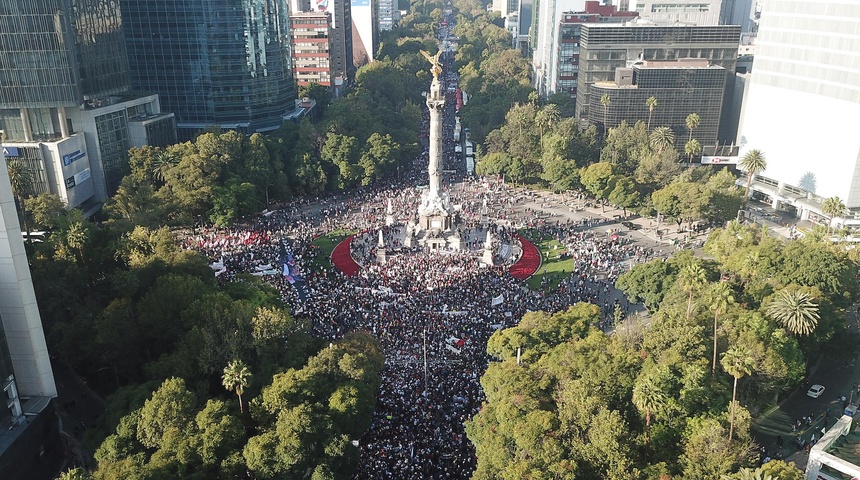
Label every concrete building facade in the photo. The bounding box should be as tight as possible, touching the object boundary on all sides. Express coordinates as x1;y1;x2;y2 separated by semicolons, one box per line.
737;0;860;227
291;12;335;88
631;0;723;24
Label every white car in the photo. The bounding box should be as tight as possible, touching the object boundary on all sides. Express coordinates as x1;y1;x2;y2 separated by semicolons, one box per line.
807;384;825;398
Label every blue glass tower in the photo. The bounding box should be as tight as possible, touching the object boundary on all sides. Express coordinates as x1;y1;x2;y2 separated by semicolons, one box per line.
120;0;298;138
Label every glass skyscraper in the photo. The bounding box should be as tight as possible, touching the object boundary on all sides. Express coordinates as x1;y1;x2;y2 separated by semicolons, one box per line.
120;0;298;137
0;0;130;109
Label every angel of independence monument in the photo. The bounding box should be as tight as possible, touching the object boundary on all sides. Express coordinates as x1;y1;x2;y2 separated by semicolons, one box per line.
413;50;459;250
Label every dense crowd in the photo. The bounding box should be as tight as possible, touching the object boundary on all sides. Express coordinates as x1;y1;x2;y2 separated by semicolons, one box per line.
177;28;666;479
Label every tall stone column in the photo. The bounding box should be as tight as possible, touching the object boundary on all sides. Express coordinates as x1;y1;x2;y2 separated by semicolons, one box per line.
426;77;445;198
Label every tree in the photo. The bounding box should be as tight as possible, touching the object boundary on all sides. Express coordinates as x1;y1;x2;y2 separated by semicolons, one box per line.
5;159;34;239
222;360;251;414
707;282;735;374
678;264;707;320
646;96;658;130
632;372;666;447
721;345;754;444
58;468;93;480
821;196;846;235
649;127;675;154
535;104;561;154
738;150;767;202
600;94;612;131
607;175;640;216
685;138;701;169
580;162;617;209
298;82;334;118
24;193;65;230
685;113;700;146
765;288;820;336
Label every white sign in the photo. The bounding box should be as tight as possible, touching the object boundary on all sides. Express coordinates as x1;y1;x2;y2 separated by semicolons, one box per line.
701;155;739;165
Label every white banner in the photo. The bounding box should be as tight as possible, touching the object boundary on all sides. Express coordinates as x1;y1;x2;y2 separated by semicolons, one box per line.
701;155;739;164
491;294;504;306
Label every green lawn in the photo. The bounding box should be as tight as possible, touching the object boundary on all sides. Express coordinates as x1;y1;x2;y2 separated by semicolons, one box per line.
310;229;357;270
518;228;575;290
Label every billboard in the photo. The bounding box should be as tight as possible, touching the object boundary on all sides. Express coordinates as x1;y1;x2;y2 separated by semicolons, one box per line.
311;0;334;27
701;155;739;165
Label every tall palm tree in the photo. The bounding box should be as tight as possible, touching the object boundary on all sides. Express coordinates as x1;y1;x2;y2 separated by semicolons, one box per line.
679;264;707;320
5;160;34;240
821;196;846;236
632;374;666;447
707;282;735;374
536;104;560;154
685;113;700;145
765;288;820;336
649;126;675;154
685;139;701;170
646;96;658;130
600;94;612;131
721;345;754;444
222;359;252;413
738;150;767;202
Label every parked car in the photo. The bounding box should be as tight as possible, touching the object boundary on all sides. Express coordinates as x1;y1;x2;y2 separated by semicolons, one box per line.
807;384;825;398
621;221;638;230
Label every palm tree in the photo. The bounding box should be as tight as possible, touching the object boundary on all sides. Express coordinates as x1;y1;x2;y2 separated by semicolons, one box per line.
738;149;767;202
765;288;820;336
600;94;612;131
685;139;701;169
5;160;34;240
222;359;252;413
721;345;754;444
649;126;675;154
707;282;735;374
646;96;658;130
685;113;700;146
721;467;776;480
536;104;560;154
679;264;707;320
632;374;666;447
821;196;846;236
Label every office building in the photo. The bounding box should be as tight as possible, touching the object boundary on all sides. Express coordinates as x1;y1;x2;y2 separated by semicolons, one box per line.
720;0;756;33
575;23;740;137
589;60;727;151
631;0;723;25
553;2;638;99
0;147;62;480
120;0;297;139
306;0;355;87
493;0;521;17
0;0;175;210
378;0;397;30
532;0;587;97
737;0;860;226
291;12;335;88
352;0;379;67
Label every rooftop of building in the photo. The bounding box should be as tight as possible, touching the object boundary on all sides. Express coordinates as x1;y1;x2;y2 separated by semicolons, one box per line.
81;91;159;110
581;18;737;28
0;396;52;456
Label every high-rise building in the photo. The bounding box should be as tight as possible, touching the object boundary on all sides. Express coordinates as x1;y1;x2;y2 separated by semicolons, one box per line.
720;0;756;33
291;12;335;87
630;0;724;24
0;0;176;210
575;23;740;139
589;60;727;151
378;0;397;30
737;0;860;226
352;0;379;68
120;0;297;139
552;2;638;99
0;146;63;480
532;0;586;97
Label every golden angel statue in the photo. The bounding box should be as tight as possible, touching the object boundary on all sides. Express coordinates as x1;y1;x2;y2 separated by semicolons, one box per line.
421;49;443;81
